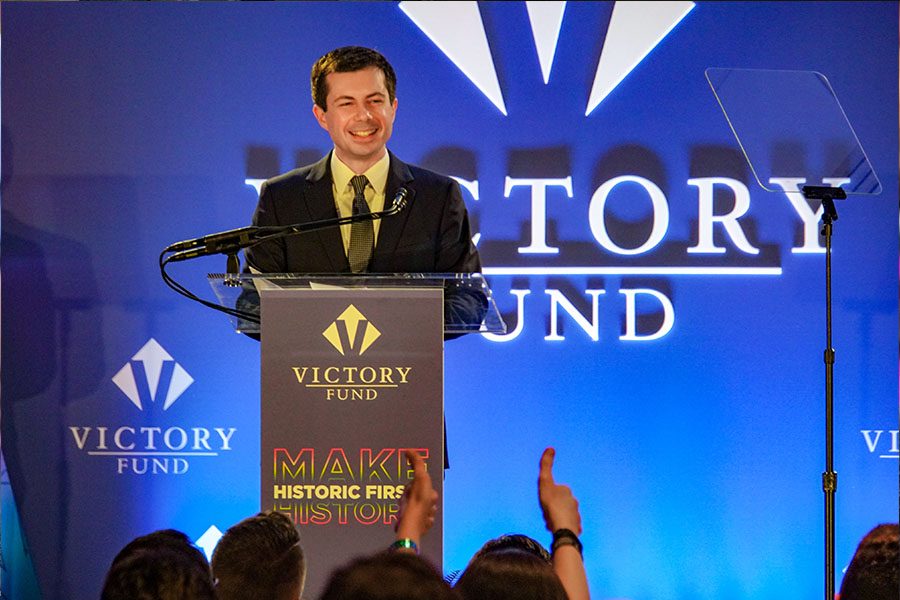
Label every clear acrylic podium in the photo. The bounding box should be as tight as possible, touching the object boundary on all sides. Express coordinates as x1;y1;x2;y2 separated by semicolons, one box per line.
209;272;506;336
208;272;504;597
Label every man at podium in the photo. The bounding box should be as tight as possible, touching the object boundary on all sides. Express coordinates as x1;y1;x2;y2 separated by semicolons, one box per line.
240;52;467;587
244;45;482;281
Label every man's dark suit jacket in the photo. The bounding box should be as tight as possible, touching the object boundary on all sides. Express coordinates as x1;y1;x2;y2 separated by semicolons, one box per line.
245;151;481;275
242;152;482;467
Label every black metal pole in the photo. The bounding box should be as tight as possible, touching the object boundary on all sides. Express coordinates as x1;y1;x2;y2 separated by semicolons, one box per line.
804;186;843;600
822;215;837;600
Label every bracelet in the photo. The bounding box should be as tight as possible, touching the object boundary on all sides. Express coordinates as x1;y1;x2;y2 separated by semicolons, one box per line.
551;528;583;557
390;538;419;554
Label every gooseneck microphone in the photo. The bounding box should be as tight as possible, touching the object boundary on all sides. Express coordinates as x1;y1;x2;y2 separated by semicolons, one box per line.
166;225;270;253
385;186;410;215
159;186;413;325
164;187;412;263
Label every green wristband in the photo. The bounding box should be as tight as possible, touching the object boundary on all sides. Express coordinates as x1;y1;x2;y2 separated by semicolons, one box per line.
390;538;419;554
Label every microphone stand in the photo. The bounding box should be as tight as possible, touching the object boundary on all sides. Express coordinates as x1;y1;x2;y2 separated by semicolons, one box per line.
165;188;409;264
160;189;410;319
802;184;845;600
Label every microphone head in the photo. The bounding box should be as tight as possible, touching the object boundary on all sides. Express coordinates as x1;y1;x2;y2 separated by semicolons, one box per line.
392;187;411;212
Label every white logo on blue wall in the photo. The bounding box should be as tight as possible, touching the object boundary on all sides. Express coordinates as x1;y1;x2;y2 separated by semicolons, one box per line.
69;339;236;476
398;1;695;116
196;526;224;562
244;3;829;345
112;338;194;411
861;429;900;460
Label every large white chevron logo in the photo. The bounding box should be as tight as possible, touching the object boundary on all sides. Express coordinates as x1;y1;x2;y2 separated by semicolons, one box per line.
112;338;194;411
399;1;695;116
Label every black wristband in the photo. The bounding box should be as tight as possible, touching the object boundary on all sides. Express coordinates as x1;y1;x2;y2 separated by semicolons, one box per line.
551;528;583;557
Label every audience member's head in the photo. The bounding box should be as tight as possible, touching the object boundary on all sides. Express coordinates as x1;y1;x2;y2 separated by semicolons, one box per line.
212;510;306;600
839;523;899;600
319;551;458;600
101;528;215;600
454;534;567;600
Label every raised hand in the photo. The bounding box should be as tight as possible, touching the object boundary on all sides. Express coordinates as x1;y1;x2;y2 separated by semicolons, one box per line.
538;447;590;600
538;447;582;534
395;449;439;546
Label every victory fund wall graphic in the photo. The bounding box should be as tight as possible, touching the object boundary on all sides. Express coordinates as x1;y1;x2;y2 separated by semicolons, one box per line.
1;2;897;599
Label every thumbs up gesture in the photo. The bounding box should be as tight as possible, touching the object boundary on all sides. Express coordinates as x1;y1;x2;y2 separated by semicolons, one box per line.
538;447;582;534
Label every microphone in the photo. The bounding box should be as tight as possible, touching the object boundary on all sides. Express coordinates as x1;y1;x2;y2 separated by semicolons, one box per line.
385;187;411;215
166;226;265;253
165;187;411;263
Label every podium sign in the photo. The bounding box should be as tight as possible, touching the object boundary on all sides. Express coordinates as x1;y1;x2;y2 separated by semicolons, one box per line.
260;287;444;596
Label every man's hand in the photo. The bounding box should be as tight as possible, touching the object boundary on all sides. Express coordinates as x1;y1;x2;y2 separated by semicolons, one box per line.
538;447;582;534
395;449;439;547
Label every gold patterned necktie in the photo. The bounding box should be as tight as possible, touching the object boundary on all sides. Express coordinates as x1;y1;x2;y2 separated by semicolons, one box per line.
348;174;374;273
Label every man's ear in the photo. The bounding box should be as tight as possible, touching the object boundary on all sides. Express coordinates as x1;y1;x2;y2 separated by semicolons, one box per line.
312;104;328;131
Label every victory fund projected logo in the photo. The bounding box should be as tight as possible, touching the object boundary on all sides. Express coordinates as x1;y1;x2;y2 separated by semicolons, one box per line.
292;305;412;401
861;428;900;461
69;338;237;475
241;1;842;346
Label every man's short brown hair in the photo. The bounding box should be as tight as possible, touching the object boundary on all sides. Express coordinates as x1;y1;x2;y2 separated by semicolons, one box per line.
212;511;306;600
311;46;397;110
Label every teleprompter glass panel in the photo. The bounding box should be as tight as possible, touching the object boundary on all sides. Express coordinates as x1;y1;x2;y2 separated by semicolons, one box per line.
706;68;881;195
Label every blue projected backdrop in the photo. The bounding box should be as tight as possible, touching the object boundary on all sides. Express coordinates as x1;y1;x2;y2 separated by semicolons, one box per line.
1;2;897;599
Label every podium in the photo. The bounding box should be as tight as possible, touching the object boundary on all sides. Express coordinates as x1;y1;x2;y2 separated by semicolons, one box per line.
210;273;504;596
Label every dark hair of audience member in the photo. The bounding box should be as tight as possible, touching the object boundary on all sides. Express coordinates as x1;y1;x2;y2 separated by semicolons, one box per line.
101;528;215;600
212;510;306;600
319;550;458;600
454;534;568;600
839;523;899;600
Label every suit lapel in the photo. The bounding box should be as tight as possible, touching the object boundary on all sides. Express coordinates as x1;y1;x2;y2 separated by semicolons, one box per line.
372;152;415;271
305;154;350;272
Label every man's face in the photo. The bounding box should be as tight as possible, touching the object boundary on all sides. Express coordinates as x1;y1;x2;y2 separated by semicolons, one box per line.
313;66;397;173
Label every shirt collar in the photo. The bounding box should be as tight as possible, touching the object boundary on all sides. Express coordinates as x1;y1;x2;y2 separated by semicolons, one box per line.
330;151;390;194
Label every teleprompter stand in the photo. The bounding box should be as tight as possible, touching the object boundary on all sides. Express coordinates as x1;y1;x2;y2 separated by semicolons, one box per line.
802;183;846;595
706;68;881;600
